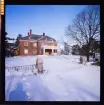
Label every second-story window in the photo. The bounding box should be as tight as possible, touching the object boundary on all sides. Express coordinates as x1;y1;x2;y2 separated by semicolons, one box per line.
24;42;28;46
33;43;37;47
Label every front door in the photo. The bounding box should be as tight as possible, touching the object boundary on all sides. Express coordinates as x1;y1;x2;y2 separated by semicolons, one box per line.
45;49;52;55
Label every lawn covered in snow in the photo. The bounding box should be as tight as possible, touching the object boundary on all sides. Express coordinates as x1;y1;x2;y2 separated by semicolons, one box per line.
5;55;100;101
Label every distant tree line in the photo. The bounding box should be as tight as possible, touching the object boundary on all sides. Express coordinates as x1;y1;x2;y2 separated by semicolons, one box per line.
63;38;100;57
5;32;23;57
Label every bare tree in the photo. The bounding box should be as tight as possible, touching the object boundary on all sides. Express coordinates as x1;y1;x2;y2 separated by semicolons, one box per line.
65;5;100;61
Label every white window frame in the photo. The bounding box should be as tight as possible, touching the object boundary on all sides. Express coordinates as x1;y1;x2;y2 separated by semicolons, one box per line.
24;42;28;46
24;49;28;54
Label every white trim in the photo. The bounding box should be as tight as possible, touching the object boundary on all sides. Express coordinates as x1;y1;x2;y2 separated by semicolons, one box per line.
41;45;58;49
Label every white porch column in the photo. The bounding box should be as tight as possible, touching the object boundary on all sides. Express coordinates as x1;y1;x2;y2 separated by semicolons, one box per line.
43;48;45;55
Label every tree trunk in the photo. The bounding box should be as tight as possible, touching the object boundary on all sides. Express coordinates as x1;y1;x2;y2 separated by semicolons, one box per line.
86;54;89;62
93;52;95;58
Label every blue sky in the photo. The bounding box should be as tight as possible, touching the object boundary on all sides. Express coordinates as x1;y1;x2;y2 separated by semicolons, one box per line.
6;5;87;45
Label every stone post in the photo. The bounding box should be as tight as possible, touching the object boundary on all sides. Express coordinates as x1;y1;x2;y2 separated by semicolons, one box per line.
36;56;44;74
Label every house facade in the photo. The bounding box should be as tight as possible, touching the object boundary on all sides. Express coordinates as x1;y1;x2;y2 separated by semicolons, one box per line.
18;29;60;56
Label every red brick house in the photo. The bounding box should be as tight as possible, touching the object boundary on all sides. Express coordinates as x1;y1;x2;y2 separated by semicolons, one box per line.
17;29;60;56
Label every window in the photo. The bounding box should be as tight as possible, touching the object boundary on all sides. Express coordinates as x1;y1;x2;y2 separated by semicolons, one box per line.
54;49;57;53
33;43;37;47
33;49;37;54
24;49;28;54
24;42;28;46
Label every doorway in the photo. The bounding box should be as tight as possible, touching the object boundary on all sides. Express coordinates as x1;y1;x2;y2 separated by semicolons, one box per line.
45;49;52;55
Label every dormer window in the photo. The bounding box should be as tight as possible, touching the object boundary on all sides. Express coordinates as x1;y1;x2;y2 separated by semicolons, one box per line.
24;42;28;46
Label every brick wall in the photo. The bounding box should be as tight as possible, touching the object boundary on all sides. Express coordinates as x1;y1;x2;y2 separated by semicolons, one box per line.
19;40;37;55
19;40;57;55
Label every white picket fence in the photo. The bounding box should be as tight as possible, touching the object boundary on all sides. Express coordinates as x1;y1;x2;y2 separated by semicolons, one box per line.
5;64;37;76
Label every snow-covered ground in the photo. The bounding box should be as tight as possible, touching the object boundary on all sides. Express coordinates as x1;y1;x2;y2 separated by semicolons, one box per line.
5;55;100;101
